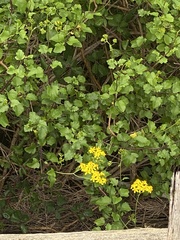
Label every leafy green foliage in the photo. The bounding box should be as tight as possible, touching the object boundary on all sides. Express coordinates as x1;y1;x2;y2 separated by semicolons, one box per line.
0;0;179;232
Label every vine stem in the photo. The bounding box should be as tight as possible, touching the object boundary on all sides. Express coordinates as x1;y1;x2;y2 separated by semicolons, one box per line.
134;193;140;227
0;61;8;70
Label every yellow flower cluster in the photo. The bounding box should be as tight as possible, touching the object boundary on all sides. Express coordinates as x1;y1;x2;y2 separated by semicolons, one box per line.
88;146;106;159
80;162;98;175
131;179;153;194
91;171;107;185
130;132;137;138
54;20;62;31
80;161;107;185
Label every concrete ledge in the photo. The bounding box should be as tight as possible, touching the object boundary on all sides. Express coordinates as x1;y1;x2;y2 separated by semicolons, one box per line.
0;228;167;240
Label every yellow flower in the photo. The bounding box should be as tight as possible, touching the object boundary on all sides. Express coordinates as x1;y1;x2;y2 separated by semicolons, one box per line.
80;161;107;185
131;179;153;194
91;171;107;185
130;132;137;138
80;161;98;175
88;146;106;159
33;130;37;135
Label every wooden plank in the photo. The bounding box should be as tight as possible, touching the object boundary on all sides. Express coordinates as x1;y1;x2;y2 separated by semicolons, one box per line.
0;228;167;240
167;170;180;240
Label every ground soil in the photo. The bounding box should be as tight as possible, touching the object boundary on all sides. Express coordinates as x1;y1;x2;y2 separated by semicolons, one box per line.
0;172;169;234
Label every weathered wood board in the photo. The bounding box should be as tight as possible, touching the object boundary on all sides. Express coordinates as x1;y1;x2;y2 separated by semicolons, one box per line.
167;170;180;240
0;228;167;240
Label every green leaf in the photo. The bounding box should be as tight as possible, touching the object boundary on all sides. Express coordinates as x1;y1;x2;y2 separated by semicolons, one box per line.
175;48;180;58
121;40;129;50
94;217;105;227
143;84;153;94
120;202;131;212
157;43;165;52
110;178;119;186
67;36;82;47
106;185;116;196
15;49;25;60
49;108;63;119
0;95;9;113
150;96;162;109
145;72;157;86
115;97;129;112
112;196;122;204
86;92;99;103
107;59;117;69
46;152;59;163
71;120;80;130
46;136;56;146
25;144;37;154
158;56;167;64
27;0;35;11
131;36;146;48
50;60;63;69
7;65;16;75
135;136;150;147
12;76;24;86
172;81;180;93
53;43;66;53
37;120;48;141
7;89;17;101
84;12;96;20
57;126;74;140
13;0;27;13
38;45;52;54
112;212;120;222
27;66;44;78
64;149;75;160
28;111;41;124
110;221;124;230
147;121;156;133
0;30;11;44
47;168;56;187
45;83;59;101
164;14;174;22
164;34;172;45
0;112;9;127
20;224;28;234
10;100;24;116
96;196;111;207
49;32;65;43
133;64;147;74
73;99;82;107
26;93;38;101
0;49;3;59
26;158;40;169
119;188;129;197
77;75;86;83
57;195;66;207
117;133;129;142
121;151;138;166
